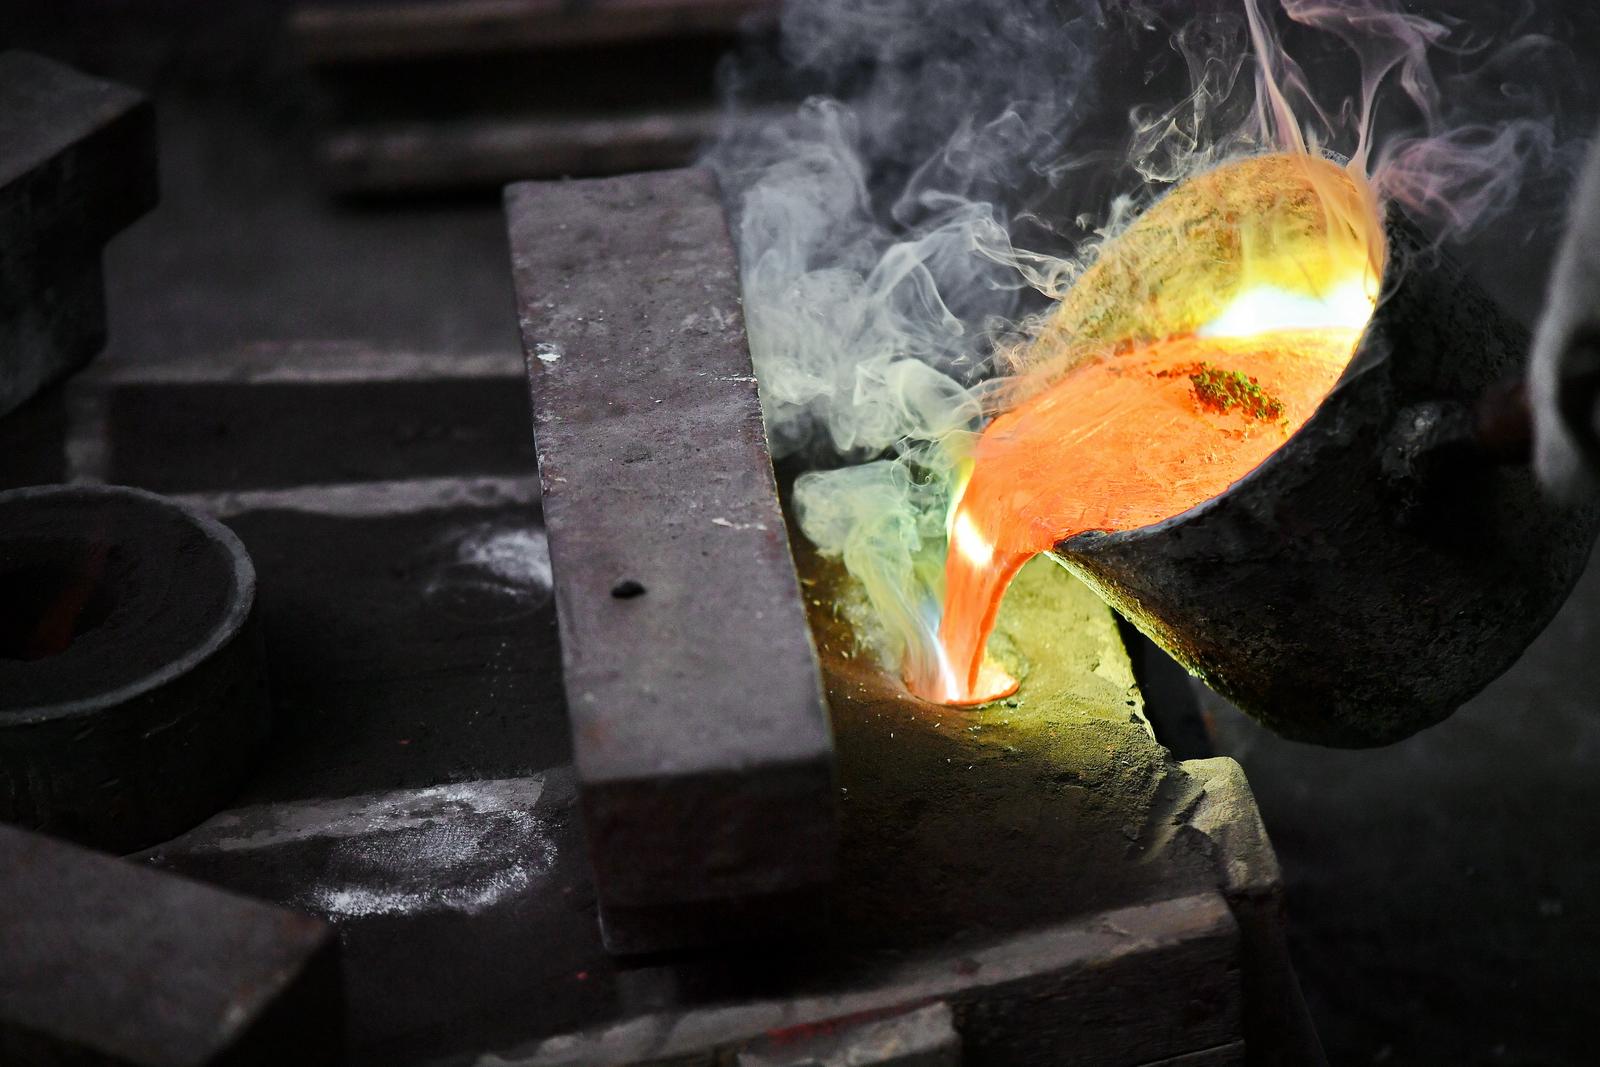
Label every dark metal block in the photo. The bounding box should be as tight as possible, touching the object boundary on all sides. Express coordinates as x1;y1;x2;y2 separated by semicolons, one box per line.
322;108;732;196
0;51;158;416
480;892;1245;1065
504;168;835;938
292;0;777;64
0;823;342;1066
0;52;156;266
0;486;270;854
0;252;106;423
107;377;534;492
291;1;782;193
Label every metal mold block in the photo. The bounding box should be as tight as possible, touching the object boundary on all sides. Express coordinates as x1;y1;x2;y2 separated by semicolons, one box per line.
0;485;269;853
504;167;836;949
0;822;341;1066
0;51;158;417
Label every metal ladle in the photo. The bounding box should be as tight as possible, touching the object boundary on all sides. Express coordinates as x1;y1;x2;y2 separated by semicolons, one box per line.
1049;208;1599;747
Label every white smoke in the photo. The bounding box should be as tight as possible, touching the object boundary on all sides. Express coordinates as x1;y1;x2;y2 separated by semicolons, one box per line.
707;0;1591;680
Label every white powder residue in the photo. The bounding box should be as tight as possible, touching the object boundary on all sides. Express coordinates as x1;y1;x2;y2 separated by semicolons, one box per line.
458;526;552;591
426;522;553;621
295;792;557;922
178;777;547;853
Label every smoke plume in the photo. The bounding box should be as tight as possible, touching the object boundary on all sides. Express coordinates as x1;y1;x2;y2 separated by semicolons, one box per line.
707;0;1586;682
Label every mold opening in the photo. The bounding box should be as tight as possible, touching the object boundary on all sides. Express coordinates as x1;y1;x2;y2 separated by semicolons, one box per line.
0;550;116;662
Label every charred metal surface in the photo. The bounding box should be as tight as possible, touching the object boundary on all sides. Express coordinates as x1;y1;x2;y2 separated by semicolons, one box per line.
0;51;157;417
1118;618;1213;761
0;822;341;1066
803;548;1323;1066
504;168;835;946
0;485;268;852
1057;211;1600;747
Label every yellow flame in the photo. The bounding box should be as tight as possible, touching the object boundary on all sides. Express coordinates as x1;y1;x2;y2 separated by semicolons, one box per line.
951;510;995;569
1198;276;1376;338
1014;154;1384;397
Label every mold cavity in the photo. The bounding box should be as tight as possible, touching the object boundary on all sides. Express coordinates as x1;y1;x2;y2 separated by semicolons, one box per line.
0;554;116;661
611;579;646;599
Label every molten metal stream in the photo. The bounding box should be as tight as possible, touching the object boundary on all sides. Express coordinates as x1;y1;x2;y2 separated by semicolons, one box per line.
911;153;1382;705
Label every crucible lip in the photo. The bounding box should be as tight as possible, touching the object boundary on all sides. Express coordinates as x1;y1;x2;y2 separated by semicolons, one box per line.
1053;210;1397;557
1034;199;1600;747
0;484;257;725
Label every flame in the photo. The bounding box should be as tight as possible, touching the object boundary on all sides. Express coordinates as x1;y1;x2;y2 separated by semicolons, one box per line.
1198;277;1376;338
911;152;1382;704
949;509;996;569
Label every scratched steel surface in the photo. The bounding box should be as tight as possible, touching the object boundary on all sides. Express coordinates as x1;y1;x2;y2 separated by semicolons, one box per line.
504;169;835;913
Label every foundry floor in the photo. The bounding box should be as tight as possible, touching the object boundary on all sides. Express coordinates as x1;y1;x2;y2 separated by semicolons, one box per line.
7;10;1600;1064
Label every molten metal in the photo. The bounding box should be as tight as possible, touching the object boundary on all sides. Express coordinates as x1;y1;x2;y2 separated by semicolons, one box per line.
913;153;1383;705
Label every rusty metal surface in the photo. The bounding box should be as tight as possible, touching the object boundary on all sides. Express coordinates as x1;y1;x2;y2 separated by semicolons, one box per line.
0;51;156;417
504;168;835;924
1057;211;1600;747
0;485;269;853
0;822;341;1066
799;546;1323;1067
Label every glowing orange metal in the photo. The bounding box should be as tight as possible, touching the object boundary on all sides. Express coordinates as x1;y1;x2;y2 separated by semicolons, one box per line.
909;153;1382;706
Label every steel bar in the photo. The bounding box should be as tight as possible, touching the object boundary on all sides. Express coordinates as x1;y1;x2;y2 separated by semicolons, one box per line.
504;168;835;949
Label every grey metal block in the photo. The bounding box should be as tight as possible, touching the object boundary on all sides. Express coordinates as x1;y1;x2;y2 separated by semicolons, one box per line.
0;51;157;416
474;892;1244;1066
0;252;106;422
0;823;342;1066
292;0;778;64
504;168;835;940
738;1003;960;1067
0;485;271;854
322;108;732;195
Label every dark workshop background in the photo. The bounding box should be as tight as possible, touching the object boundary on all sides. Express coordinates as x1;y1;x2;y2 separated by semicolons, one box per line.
4;2;1600;1063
